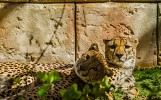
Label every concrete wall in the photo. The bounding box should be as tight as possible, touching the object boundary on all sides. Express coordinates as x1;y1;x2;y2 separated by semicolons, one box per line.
158;3;161;66
0;4;75;64
0;0;161;2
76;3;157;68
0;1;160;68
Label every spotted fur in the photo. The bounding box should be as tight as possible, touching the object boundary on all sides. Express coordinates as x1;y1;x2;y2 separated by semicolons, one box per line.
103;36;139;99
103;37;138;69
0;44;112;100
0;37;139;100
75;43;113;84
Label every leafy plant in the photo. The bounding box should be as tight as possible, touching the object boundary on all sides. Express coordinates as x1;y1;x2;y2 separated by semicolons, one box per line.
60;84;82;100
60;75;112;100
36;71;62;98
104;88;124;100
133;68;161;99
13;77;21;84
35;67;161;100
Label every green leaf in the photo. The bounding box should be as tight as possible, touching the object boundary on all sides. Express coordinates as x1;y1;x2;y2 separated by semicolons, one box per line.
13;77;21;83
48;71;62;83
36;72;48;82
80;95;87;100
92;86;99;95
60;89;67;97
92;81;100;88
83;84;91;94
36;72;45;79
60;84;82;100
103;76;111;89
37;84;51;97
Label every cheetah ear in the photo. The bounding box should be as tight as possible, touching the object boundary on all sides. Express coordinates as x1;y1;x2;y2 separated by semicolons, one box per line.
103;38;111;44
89;43;99;51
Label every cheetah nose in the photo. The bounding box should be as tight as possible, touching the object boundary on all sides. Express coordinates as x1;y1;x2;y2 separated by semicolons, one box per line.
116;53;123;59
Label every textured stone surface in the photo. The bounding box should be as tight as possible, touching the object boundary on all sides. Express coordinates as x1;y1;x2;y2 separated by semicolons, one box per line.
30;0;109;2
0;0;28;2
158;3;161;65
0;3;75;64
76;3;157;68
0;0;160;2
111;0;161;2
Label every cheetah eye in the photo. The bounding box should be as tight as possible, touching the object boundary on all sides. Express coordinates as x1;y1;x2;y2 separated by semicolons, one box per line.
125;45;131;49
93;67;98;71
92;66;98;71
86;55;90;60
109;45;116;49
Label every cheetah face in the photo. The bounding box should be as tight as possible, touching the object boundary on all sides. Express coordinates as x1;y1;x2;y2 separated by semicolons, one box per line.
103;37;138;68
74;43;113;84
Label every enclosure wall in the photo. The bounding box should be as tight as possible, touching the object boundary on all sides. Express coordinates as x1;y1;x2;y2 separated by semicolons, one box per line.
0;0;160;68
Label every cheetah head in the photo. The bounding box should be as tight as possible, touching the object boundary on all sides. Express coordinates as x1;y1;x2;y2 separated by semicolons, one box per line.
103;37;138;69
74;43;113;84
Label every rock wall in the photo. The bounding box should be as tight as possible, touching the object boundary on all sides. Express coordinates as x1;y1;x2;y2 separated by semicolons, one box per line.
0;4;75;64
158;3;161;65
0;0;161;2
76;3;157;68
0;2;160;68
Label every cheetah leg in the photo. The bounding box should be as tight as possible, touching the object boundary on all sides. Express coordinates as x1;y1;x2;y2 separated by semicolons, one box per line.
123;76;138;99
115;75;138;99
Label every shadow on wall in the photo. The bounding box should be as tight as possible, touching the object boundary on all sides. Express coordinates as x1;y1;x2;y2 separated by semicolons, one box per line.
136;16;157;68
25;4;66;64
29;4;66;64
0;3;159;67
158;10;161;66
0;3;66;64
0;4;22;24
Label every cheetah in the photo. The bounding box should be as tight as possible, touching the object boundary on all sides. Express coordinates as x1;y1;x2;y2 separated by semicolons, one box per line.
0;43;112;100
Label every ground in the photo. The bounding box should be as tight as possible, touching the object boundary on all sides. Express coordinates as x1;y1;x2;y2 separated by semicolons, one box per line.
59;67;161;100
133;67;161;100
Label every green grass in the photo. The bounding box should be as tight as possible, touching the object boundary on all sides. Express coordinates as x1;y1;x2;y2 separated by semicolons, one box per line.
35;68;161;100
60;68;161;100
133;68;161;100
